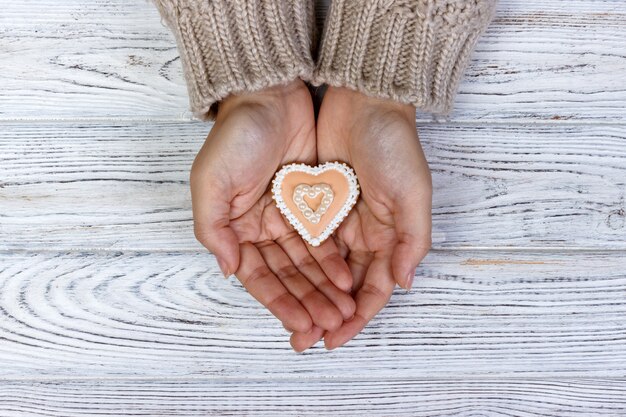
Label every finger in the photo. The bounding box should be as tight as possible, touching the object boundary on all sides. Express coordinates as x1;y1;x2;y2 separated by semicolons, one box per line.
276;232;356;320
391;191;432;290
307;237;353;292
290;325;325;352
324;253;395;350
346;250;373;294
256;241;344;332
336;237;350;259
190;170;239;277
236;242;312;333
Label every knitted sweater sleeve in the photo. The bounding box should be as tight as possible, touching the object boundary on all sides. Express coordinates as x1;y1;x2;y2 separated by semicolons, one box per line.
150;0;316;121
312;0;498;114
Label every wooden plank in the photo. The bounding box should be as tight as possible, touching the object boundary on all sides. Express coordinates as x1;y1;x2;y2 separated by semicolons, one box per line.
1;250;625;378
1;122;625;250
454;0;626;123
1;378;625;416
0;1;189;121
0;0;624;121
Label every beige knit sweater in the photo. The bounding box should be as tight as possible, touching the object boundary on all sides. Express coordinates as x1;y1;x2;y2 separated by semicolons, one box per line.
151;0;497;121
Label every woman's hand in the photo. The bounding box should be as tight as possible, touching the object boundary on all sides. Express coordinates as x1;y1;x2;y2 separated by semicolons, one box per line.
190;80;355;338
292;86;433;350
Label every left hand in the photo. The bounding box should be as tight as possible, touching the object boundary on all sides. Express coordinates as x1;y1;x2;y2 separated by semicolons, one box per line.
291;86;433;350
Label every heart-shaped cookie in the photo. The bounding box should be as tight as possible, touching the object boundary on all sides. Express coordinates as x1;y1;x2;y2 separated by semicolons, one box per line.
271;162;360;246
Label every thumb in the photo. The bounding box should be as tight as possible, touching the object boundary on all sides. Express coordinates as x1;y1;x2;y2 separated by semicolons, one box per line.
191;169;240;277
195;219;240;278
390;192;432;290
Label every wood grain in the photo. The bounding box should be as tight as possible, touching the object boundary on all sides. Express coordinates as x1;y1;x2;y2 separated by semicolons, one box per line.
1;122;624;251
0;0;624;121
1;250;625;379
2;0;625;413
1;378;625;416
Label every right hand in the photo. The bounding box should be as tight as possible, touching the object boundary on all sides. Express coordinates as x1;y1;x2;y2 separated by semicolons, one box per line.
190;80;356;340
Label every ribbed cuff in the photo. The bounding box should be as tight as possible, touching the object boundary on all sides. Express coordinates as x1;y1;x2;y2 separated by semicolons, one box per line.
312;0;497;114
151;0;316;121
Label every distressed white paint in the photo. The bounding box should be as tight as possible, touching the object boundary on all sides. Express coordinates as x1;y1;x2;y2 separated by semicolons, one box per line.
0;0;624;121
1;122;624;250
1;250;626;379
1;0;626;414
1;378;625;416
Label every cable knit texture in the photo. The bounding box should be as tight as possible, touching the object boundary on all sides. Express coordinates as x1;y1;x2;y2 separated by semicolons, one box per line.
312;0;497;114
150;0;316;121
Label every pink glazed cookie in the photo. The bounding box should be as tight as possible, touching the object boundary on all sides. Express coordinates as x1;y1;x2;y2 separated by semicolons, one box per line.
271;162;360;246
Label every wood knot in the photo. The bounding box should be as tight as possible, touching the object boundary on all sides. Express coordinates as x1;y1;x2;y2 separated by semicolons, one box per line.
607;208;625;230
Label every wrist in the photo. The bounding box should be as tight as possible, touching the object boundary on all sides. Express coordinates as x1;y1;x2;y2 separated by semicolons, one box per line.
323;86;417;152
326;86;416;121
216;79;309;121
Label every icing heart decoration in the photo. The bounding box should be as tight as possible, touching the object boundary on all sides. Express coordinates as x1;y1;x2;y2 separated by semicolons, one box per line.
271;162;360;246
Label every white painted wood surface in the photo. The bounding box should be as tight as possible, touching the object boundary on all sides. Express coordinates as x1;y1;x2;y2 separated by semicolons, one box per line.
1;250;626;378
1;122;625;250
2;379;625;416
1;0;626;414
0;0;624;122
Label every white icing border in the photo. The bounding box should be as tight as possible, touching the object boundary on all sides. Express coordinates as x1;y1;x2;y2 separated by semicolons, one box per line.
271;161;360;247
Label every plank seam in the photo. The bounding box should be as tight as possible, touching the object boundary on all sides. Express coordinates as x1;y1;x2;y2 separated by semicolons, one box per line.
1;118;626;126
0;376;624;382
3;248;626;255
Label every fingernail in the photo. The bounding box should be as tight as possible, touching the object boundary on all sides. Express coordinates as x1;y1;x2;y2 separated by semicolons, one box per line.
217;257;230;278
406;270;415;290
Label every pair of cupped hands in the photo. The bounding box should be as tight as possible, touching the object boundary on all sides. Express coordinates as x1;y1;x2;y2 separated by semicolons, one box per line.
191;79;432;352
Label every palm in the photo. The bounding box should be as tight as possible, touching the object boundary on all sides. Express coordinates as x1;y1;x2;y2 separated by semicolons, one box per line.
222;93;316;244
336;200;397;279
